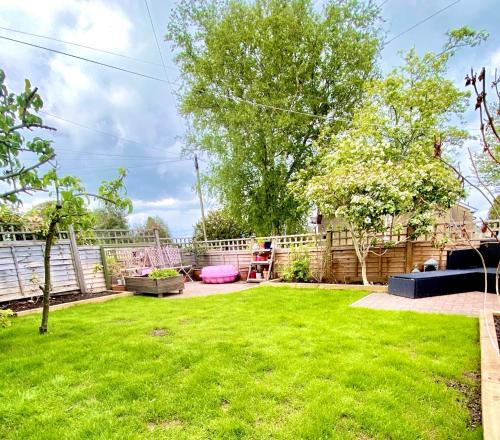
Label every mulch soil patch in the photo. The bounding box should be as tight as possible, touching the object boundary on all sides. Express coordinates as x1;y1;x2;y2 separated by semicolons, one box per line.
2;291;118;313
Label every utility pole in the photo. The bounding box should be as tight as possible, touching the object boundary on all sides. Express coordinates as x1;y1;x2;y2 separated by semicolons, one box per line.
194;154;207;241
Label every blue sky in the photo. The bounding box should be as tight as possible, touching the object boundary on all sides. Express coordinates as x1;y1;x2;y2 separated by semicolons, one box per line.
0;0;498;235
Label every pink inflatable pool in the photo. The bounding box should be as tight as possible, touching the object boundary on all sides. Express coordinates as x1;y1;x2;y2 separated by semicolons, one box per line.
200;265;238;284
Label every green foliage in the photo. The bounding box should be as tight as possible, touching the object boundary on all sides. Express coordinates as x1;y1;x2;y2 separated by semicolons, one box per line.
93;256;123;278
0;204;23;224
281;245;311;282
295;31;480;284
31;168;132;237
193;209;251;241
167;0;381;234
92;203;128;230
0;69;55;204
148;268;180;279
488;195;500;220
36;168;132;333
443;27;488;53
0;309;14;328
106;256;123;278
0;69;132;333
142;216;170;238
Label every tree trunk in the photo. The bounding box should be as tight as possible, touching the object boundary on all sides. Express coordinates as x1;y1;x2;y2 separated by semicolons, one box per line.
39;217;58;334
360;257;369;286
350;224;370;286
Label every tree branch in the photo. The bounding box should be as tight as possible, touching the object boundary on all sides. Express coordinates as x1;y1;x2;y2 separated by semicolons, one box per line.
20;87;38;125
8;122;56;133
74;192;117;205
468;148;499;218
0;154;55;181
470;69;500;164
439;157;496;211
0;186;48;199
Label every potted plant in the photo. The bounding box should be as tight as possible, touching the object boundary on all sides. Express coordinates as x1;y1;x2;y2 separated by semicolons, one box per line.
124;268;184;297
106;256;126;291
192;268;203;281
94;258;125;291
239;267;249;280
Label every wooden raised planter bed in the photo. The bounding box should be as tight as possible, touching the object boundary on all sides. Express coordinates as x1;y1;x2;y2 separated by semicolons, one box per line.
124;275;184;297
479;309;500;440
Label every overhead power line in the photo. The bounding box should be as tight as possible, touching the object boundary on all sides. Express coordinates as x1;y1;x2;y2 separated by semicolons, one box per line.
0;34;328;120
41;109;481;164
0;25;163;67
0;34;171;83
383;0;462;46
40;111;144;146
60;158;190;174
55;151;182;160
144;0;170;82
40;111;180;155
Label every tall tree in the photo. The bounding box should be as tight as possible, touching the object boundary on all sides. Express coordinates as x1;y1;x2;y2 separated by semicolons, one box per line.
166;0;381;234
296;29;483;285
143;216;171;238
92;203;128;229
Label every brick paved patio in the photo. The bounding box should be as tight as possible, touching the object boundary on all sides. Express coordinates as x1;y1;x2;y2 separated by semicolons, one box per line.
351;291;500;316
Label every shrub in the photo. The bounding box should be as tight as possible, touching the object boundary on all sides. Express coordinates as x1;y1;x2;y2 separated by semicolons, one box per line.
0;309;14;328
148;268;179;280
193;209;252;241
281;246;311;282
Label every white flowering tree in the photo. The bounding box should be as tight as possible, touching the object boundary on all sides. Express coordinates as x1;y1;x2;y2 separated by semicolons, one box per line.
296;29;483;285
302;137;463;284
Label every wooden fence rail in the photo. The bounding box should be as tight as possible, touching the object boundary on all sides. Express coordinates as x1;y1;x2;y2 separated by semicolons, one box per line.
1;220;498;247
0;220;498;303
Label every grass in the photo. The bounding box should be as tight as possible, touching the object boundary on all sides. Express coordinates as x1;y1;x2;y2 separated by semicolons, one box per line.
0;287;481;439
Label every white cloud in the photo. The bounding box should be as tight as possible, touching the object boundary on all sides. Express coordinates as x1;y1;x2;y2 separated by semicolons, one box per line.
132;197;197;209
3;0;497;237
490;49;500;68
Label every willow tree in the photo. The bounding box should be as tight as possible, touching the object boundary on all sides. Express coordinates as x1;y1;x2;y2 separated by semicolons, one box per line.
298;29;484;285
166;0;381;235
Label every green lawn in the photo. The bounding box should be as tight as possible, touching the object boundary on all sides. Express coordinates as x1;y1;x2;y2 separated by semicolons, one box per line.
0;287;481;439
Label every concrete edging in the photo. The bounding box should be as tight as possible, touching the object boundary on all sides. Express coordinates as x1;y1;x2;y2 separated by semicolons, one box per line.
15;291;135;317
262;279;388;293
479;309;500;440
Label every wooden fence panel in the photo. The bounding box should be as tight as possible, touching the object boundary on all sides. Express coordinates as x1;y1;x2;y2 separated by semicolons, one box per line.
0;243;78;302
79;247;107;293
2;220;496;302
0;243;110;303
193;241;455;284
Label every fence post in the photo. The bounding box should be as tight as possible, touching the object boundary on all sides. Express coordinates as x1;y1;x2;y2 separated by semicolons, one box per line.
153;228;161;248
100;246;111;290
68;225;87;294
405;226;414;273
324;230;333;282
10;246;26;296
